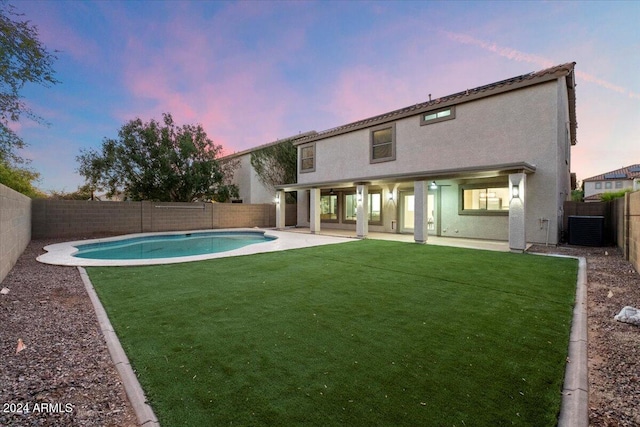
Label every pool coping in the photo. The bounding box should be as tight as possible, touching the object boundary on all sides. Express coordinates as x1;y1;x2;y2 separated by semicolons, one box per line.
37;228;354;267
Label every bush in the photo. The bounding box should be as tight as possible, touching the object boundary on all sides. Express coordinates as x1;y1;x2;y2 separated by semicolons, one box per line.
600;188;633;202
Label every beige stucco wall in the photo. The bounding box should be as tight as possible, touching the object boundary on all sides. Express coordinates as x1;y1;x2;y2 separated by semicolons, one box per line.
0;184;31;284
231;154;275;204
297;80;571;244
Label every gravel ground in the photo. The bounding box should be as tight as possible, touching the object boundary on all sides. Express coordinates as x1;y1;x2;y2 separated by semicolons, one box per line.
528;244;640;426
1;239;639;426
0;239;137;427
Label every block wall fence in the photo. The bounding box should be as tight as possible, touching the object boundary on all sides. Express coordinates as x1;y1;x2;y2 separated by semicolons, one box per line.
0;184;31;284
31;200;297;239
626;191;640;274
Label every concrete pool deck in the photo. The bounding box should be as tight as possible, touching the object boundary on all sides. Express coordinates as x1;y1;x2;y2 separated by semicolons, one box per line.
36;228;354;267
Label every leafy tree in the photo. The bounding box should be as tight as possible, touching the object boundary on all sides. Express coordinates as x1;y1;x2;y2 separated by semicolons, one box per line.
250;138;297;201
48;183;95;200
76;113;238;202
0;1;58;164
570;189;583;202
0;158;44;197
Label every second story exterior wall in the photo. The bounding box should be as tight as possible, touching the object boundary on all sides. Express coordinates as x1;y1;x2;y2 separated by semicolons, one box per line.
297;81;561;185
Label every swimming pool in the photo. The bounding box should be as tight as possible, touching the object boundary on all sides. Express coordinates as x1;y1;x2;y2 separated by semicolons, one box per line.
37;229;353;267
74;231;276;260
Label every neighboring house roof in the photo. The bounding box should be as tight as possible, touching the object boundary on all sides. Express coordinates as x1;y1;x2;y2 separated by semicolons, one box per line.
220;131;317;161
583;164;640;182
294;62;577;146
584;193;604;202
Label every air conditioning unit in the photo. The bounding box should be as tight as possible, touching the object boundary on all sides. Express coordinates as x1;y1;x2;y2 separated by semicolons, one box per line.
568;216;604;246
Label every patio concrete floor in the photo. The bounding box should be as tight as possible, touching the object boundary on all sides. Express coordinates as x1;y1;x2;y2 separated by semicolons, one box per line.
283;227;515;252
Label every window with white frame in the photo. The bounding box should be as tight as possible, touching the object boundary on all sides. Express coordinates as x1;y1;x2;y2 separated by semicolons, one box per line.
605;182;612;189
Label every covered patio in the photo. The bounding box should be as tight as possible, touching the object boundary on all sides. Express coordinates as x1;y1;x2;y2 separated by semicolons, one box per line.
275;163;535;252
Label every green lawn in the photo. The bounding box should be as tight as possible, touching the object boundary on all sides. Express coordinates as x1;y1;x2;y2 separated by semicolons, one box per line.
88;240;578;426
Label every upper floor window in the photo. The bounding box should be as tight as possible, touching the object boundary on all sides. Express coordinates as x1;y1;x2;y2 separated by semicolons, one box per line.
615;181;623;189
595;182;602;189
300;143;315;173
420;106;456;126
370;123;396;164
605;182;612;189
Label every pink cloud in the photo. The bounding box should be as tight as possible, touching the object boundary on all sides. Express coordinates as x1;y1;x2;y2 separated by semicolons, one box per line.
113;4;309;156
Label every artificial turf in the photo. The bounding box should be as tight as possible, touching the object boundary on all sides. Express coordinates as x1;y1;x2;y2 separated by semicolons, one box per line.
88;239;578;426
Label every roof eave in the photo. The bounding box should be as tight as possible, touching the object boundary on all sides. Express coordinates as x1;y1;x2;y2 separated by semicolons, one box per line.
276;162;536;192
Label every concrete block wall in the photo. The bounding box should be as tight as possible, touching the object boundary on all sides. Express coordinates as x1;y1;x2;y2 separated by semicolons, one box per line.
32;200;142;238
213;203;274;228
31;200;298;239
146;202;214;232
1;184;31;284
629;191;640;274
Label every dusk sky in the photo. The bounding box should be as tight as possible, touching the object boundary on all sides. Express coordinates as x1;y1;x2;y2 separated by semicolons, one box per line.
11;0;640;193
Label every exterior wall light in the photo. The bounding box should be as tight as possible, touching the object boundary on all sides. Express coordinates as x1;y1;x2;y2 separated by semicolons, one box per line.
274;194;280;204
387;191;394;201
430;181;437;190
511;184;520;199
357;189;363;203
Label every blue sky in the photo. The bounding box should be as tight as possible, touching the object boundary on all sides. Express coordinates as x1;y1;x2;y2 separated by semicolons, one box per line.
11;0;640;192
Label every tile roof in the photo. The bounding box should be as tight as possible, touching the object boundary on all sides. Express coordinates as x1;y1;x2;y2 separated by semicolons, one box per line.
220;131;317;160
295;62;577;146
583;164;640;181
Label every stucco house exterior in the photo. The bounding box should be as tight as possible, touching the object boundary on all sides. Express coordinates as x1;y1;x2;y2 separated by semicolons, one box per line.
582;164;640;202
222;132;316;204
275;62;577;251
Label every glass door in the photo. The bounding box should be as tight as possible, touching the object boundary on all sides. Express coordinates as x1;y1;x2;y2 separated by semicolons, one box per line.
399;190;439;235
399;191;414;233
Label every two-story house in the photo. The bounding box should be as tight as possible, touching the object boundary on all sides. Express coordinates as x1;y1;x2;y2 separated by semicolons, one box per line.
582;165;640;202
275;62;577;252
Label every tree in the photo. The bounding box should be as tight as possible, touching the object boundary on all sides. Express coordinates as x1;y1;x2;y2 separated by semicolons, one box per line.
250;138;297;201
48;183;94;200
1;1;58;164
76;113;238;202
0;158;44;197
0;2;57;197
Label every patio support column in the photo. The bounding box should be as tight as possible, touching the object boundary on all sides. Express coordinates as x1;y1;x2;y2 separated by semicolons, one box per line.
414;180;428;244
309;188;321;234
356;184;369;239
275;190;286;230
509;173;527;252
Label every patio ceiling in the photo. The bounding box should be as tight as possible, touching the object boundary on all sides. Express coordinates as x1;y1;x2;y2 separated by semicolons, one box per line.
276;161;536;192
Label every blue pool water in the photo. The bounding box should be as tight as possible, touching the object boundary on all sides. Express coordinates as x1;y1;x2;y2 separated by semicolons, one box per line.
73;231;276;260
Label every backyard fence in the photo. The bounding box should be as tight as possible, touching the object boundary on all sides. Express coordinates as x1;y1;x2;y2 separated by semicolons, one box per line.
563;195;640;274
31;199;297;239
0;184;31;284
